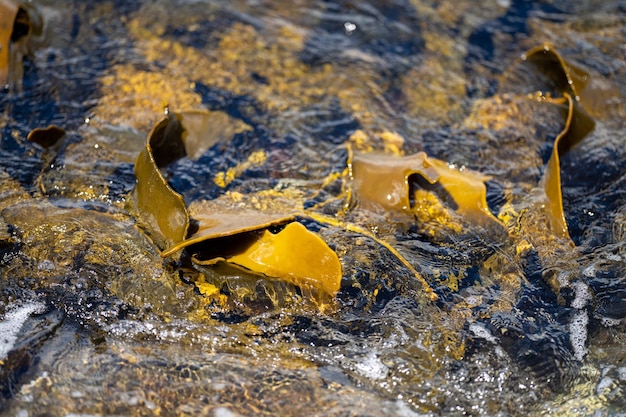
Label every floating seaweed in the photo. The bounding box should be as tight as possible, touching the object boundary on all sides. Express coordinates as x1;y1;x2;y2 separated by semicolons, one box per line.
132;109;509;304
500;45;599;240
348;150;502;227
131;109;343;301
0;0;41;90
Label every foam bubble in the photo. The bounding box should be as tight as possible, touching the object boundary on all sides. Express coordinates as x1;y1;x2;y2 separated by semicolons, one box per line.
0;302;46;360
569;310;589;361
469;322;497;344
571;281;592;309
354;352;389;380
582;266;596;278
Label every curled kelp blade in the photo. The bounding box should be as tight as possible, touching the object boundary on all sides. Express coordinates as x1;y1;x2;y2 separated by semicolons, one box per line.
193;222;342;297
164;196;341;297
27;125;65;149
349;151;439;215
0;0;19;86
161;207;295;257
174;109;252;160
501;44;618;118
132;109;251;251
132;114;189;251
541;94;595;238
500;45;602;239
500;44;588;101
349;151;502;226
132;109;343;299
423;158;502;226
0;0;41;89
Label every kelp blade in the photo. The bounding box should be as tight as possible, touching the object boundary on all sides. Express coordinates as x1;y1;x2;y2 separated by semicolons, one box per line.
27;125;65;148
541;94;595;238
350;151;439;215
226;222;342;297
502;44;619;118
133;109;343;300
174;110;251;160
0;0;41;90
500;45;605;239
425;158;501;226
500;44;588;104
0;0;19;86
132;116;189;251
350;151;501;226
161;208;295;257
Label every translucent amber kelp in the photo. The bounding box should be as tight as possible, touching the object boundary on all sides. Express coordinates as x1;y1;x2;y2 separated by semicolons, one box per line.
132;109;342;300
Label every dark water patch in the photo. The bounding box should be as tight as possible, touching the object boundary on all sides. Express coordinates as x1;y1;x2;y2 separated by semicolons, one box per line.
287;315;379;347
299;0;424;70
485;306;578;391
561;160;626;247
165;128;276;203
2;61;66;130
472;249;581;389
485;179;506;217
194;82;268;129
104;162;137;200
288;99;360;145
211;311;251;325
463;0;571;97
161;7;256;50
584;257;626;321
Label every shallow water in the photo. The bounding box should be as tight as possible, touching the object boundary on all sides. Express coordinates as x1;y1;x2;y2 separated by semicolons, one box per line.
1;0;625;416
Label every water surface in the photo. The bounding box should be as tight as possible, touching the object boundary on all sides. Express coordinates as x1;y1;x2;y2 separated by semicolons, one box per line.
1;0;625;415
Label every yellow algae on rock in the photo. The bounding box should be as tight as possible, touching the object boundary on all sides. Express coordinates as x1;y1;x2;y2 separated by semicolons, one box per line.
96;64;202;131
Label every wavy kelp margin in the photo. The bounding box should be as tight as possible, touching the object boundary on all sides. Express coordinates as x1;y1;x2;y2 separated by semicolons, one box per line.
0;0;41;90
131;45;601;308
348;150;502;227
540;93;595;239
131;111;504;304
131;109;343;301
501;44;598;240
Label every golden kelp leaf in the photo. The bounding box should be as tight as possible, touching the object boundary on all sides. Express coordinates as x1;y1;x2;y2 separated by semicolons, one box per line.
174;110;252;161
162;207;294;257
501;44;588;101
27;125;65;148
349;151;439;215
501;44;618;118
132;109;343;299
194;222;342;297
132;114;189;251
541;94;595;238
500;45;602;239
425;158;502;226
349;150;501;226
0;0;41;90
0;0;19;86
132;109;252;251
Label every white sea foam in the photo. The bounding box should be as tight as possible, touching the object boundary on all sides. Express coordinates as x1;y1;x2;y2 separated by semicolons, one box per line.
469;322;497;344
0;302;46;360
606;253;622;262
571;281;592;309
354;352;388;380
212;407;240;417
582;265;596;279
569;310;589;361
